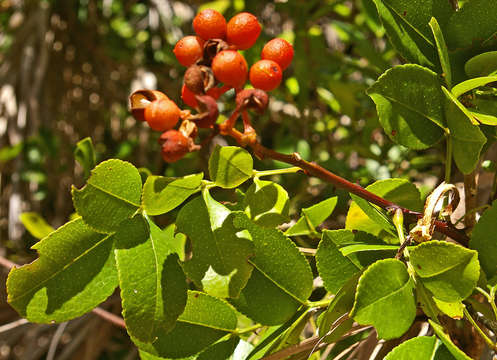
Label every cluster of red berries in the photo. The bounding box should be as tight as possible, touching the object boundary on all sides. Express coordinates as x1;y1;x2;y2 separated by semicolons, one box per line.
130;8;294;163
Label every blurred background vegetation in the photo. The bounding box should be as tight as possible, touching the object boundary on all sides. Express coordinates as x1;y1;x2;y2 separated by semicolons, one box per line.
1;0;491;358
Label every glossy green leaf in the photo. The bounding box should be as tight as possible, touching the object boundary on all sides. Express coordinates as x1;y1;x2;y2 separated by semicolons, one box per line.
470;200;497;278
350;258;416;339
409;241;479;302
384;336;453;360
429;320;472;360
19;212;54;240
72;159;142;233
444;0;497;50
371;0;445;67
433;298;464;319
135;291;237;359
285;197;337;236
465;51;497;77
7;218;118;322
367;64;445;149
176;192;254;298
74;137;96;179
208;146;253;189
142;174;203;216
231;214;313;325
114;215;187;342
442;87;486;174
451;76;497;99
429;17;452;89
243;178;289;228
346;178;422;240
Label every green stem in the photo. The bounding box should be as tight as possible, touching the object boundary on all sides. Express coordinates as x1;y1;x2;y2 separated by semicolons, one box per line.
464;308;497;351
307;298;332;308
477;287;497;321
254;167;302;178
235;323;263;335
445;134;452;183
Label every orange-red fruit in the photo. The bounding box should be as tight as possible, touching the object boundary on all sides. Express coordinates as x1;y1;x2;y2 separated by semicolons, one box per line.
159;130;190;163
249;60;282;91
181;84;198;108
173;36;204;67
261;38;294;70
211;50;248;88
144;99;181;131
193;9;227;40
226;12;261;50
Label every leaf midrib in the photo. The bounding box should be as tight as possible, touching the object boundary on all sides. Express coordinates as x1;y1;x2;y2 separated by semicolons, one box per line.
87;182;140;207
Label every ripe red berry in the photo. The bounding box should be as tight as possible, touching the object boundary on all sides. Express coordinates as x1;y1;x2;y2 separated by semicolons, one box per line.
144;99;181;131
226;12;261;50
181;83;198;108
249;60;282;91
159;130;190;163
173;36;204;67
193;9;227;40
211;50;248;88
261;38;294;70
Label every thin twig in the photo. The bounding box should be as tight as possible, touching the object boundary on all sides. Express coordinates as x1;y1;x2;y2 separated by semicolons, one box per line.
0;255;126;329
46;322;68;360
0;318;29;334
222;128;470;245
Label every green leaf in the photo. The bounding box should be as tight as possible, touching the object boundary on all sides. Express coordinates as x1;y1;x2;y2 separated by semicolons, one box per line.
7;218;118;322
243;178;289;228
201;267;237;299
142;174;203;216
409;240;479;302
209;146;253;189
135;291;237;359
367;64;445;149
451;76;497;99
470;200;497;278
465;51;497;77
72;159;142;233
231;214;313;325
285;197;337;236
114;215;187;343
442;87;487;174
470;111;497;126
350;258;416;339
429;320;472;360
444;0;497;50
74;137;96;179
317;276;358;344
429;17;452;89
384;336;454;360
176;192;254;298
433;298;464;319
19;212;54;240
371;0;446;67
346;178;422;240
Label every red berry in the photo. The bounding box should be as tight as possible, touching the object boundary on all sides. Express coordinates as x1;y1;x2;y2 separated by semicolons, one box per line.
181;83;198;108
249;60;282;91
261;38;294;70
144;99;181;131
159;130;190;163
226;12;261;50
211;50;248;88
193;9;227;40
173;36;204;67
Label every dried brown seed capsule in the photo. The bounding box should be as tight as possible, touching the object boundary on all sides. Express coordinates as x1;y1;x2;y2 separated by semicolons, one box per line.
235;88;269;114
158;130;190;163
188;95;219;128
129;90;169;122
184;65;215;95
200;39;229;66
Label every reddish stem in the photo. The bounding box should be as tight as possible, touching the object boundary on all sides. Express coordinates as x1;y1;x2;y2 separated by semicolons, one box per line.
223;128;469;245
